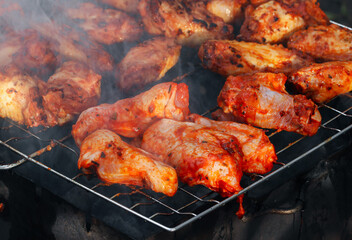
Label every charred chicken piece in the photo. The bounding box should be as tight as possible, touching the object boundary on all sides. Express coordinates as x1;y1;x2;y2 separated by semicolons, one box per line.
138;0;234;46
78;129;178;196
218;73;321;136
248;0;328;26
95;0;140;13
187;114;277;174
288;61;352;103
0;29;57;77
66;3;142;45
116;37;181;92
205;0;248;24
198;39;312;76
72;82;189;146
239;0;329;44
0;64;46;127
239;0;305;44
287;24;352;62
41;61;102;126
32;23;114;73
141;118;244;216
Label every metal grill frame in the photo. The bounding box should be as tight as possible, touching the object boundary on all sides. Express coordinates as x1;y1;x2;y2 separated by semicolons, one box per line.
0;21;351;234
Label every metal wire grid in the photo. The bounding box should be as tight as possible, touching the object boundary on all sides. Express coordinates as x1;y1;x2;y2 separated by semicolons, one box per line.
0;91;352;232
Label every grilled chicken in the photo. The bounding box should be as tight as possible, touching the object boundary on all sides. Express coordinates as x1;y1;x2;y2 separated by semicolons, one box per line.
288;24;352;62
78;129;178;196
32;23;114;73
288;61;352;103
72;82;189;146
239;1;305;44
198;39;312;76
0;64;46;127
41;61;101;126
0;29;57;77
138;0;234;46
141;118;244;216
187;114;277;174
95;0;140;13
205;0;247;24
218;73;321;136
116;37;181;92
248;0;328;25
66;3;142;45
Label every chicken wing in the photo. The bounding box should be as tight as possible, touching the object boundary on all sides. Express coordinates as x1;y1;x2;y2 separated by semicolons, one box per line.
198;39;312;76
72;82;189;146
248;0;328;26
187;114;277;174
238;1;305;44
205;0;247;24
95;0;140;13
287;24;352;62
66;3;142;45
218;73;321;136
41;61;102;126
0;64;46;127
78;129;178;196
288;61;352;103
141;118;244;216
138;0;234;46
116;37;181;92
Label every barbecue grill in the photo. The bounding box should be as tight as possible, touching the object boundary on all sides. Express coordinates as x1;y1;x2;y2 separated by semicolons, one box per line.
0;0;352;238
0;21;352;238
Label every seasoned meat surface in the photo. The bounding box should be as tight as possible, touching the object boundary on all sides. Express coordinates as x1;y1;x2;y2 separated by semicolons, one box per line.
239;1;305;44
288;61;352;103
116;37;181;92
141;119;243;198
41;61;102;126
187;114;277;174
72;82;190;146
218;73;321;135
288;24;352;62
138;0;234;46
205;0;247;24
198;39;312;76
78;129;178;196
66;3;142;45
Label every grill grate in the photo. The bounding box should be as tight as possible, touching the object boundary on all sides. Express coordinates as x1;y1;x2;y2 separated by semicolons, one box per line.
0;22;351;235
0;92;352;232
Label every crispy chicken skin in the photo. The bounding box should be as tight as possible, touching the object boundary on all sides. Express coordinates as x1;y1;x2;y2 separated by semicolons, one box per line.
0;29;57;77
66;3;142;45
78;129;178;196
239;1;305;44
288;61;352;103
32;23;114;73
198;39;312;76
248;0;328;26
138;0;234;46
205;0;248;24
41;61;102;126
0;65;46;127
116;37;181;92
218;73;321;136
72;82;189;146
95;0;140;13
288;24;352;62
187;114;277;174
141;119;243;198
